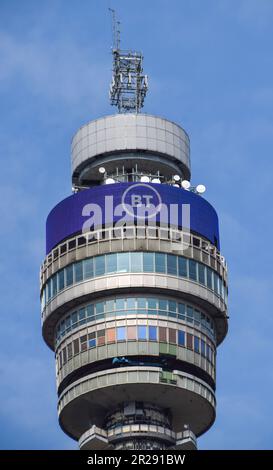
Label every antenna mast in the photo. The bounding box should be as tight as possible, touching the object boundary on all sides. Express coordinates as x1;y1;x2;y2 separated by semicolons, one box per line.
108;9;148;113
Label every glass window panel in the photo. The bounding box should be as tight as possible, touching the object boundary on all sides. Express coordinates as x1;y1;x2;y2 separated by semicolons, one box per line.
167;254;177;275
207;268;213;290
169;328;176;344
198;264;205;285
186;306;194;323
148;298;157;309
214;273;219;295
106;299;115;312
107;253;117;273
86;304;94;319
137;298;146;308
127;326;136;340
187;333;193;350
117;326;126;341
178;257;187;277
66;265;73;286
189;260;197;281
52;274;58;297
117;253;130;272
79;308;86;321
95;302;104;314
155;253;166;273
201;340;206;356
67;343;73;359
58;270;65;291
178;330;185;346
131;252;142;272
168;301;177;312
107;328;116;343
116;298;125;310
127;298;135;309
94;255;105;276
159;327;167;342
48;280;52;300
206;344;210;361
194;336;200;353
149;326;157;341
89;339;96;348
159;299;168;311
65;316;71;329
83;258;93;279
138;325;147;340
143;252;154;272
73;339;79;355
74;261;83;282
71;311;78;324
178;303;185;315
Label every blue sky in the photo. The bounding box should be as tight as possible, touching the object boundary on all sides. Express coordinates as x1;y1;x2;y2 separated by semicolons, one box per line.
0;0;273;450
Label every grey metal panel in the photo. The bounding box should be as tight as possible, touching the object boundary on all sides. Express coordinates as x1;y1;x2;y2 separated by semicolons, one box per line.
71;114;190;178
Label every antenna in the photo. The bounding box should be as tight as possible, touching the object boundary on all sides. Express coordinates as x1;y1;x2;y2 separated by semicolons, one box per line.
108;9;148;113
109;8;120;51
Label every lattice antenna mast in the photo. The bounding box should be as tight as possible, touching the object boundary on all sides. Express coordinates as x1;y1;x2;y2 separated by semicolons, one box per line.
109;9;148;113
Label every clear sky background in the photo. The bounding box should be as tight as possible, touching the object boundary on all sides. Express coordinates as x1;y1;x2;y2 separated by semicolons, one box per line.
0;0;273;450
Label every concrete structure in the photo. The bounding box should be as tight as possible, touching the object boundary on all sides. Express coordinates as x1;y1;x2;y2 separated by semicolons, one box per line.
40;112;228;450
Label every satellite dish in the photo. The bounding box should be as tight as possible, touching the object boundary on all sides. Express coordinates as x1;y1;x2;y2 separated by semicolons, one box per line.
173;183;180;188
181;180;191;190
196;184;206;194
105;177;115;185
173;175;180;182
99;167;106;174
140;175;150;183
152;178;161;184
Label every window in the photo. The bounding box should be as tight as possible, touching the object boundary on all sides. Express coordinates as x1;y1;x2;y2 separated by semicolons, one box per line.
78;308;86;324
107;253;117;273
66;265;73;286
107;328;116;343
201;340;206;357
83;258;93;279
117;253;129;272
127;326;136;340
169;328;176;344
178;257;187;277
131;252;142;272
198;264;205;285
94;255;105;276
127;298;135;309
138;325;147;340
89;338;96;348
214;273;219;295
186;306;194;323
67;343;73;359
73;339;79;354
137;298;146;309
86;304;94;319
178;303;185;320
159;327;167;342
189;260;197;281
155;253;166;273
167;254;177;275
149;326;157;341
187;333;193;350
117;327;126;341
116;298;125;310
207;268;213;289
74;261;83;282
143;253;154;272
194;336;200;353
178;330;185;346
71;311;78;324
148;298;157;309
159;299;167;311
105;299;115;312
96;302;104;315
52;274;57;297
168;301;177;316
97;329;105;346
58;270;65;291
